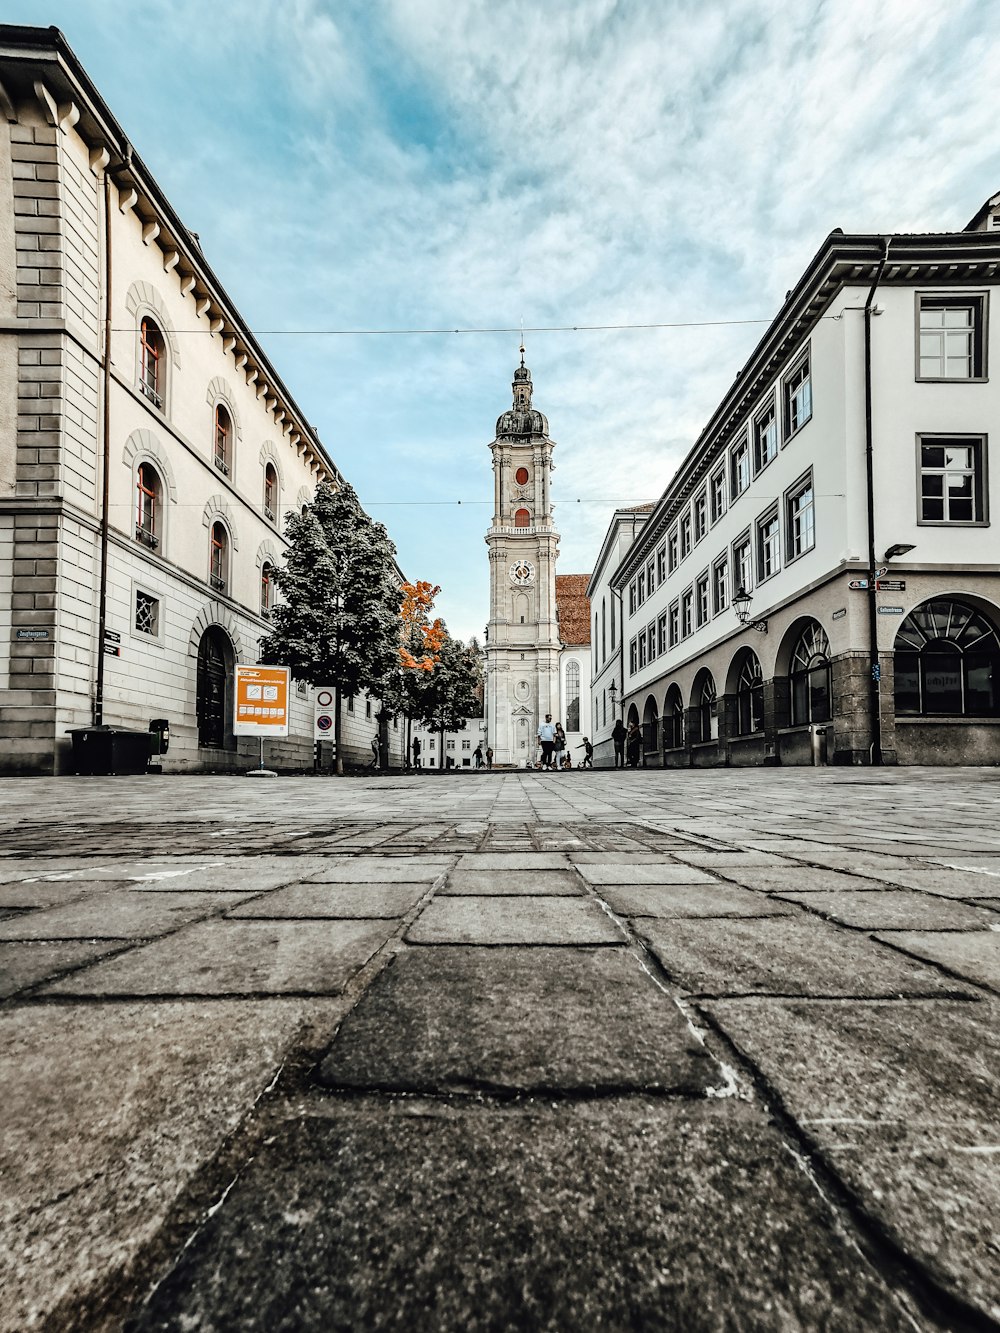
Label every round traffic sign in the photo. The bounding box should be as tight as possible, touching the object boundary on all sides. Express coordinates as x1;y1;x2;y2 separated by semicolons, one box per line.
317;690;334;707
316;713;333;732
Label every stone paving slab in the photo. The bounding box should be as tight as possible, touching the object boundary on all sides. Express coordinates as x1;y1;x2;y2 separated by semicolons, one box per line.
0;998;340;1333
714;865;899;894
598;882;793;919
567;850;683;864
669;850;799;868
39;920;393;996
406;897;625;945
0;889;255;941
638;916;975;997
318;946;716;1094
440;868;582;896
875;930;1000;992
306;857;451;883
698;998;1000;1324
776;889;997;931
455;852;569;870
0;879;115;909
227;882;426;919
870;867;1000;899
574;863;717;886
0;939;130;998
126;1101;915;1333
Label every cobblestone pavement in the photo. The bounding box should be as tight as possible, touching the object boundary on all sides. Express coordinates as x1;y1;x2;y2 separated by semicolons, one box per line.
2;768;999;1332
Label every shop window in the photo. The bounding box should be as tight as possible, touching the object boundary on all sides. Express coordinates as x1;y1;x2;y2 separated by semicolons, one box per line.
790;622;832;725
736;653;764;735
895;600;1000;717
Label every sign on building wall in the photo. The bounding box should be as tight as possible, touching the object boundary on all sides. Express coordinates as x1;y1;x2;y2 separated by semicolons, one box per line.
233;665;290;737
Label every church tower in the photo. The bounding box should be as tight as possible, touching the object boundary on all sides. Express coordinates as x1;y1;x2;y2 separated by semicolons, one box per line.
484;347;561;766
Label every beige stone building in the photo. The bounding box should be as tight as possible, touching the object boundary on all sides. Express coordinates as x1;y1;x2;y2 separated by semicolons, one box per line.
0;25;404;774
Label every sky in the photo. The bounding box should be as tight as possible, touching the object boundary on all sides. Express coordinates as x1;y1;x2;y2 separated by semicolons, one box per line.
8;0;1000;641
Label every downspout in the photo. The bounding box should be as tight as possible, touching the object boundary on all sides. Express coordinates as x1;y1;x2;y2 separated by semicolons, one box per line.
94;170;114;725
864;238;891;765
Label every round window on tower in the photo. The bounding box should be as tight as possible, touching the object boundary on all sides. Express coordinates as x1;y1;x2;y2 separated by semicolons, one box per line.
515;466;529;485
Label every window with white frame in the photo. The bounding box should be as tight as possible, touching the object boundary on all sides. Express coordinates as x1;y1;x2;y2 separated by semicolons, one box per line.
786;471;816;558
134;589;160;637
139;317;164;408
694;492;708;543
918;436;987;524
681;588;693;637
637;569;646;603
669;601;680;646
696;573;710;627
656;544;667;583
462;739;471;750
209;521;228;592
668;528;679;572
646;557;656;594
730;435;750;498
565;659;581;729
214;404;232;475
753;401;778;473
756;508;780;581
657;610;668;655
783;353;812;440
135;462;162;550
680;512;692;559
733;532;752;595
917;294;986;380
710;468;726;523
630;639;637;673
713;557;728;614
646;623;656;662
629;580;637;614
637;633;647;669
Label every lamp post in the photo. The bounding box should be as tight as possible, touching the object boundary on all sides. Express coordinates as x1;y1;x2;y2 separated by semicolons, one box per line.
732;586;768;634
608;678;618;716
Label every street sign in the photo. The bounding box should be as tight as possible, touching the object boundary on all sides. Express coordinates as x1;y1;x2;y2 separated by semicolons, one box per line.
104;629;121;644
314;686;336;741
15;628;49;640
874;566;888;578
103;644;120;657
878;606;904;615
234;664;290;737
848;579;869;590
876;579;906;591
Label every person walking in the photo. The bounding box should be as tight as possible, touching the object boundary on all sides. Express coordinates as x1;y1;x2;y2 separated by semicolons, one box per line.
485;746;493;771
553;723;566;771
625;720;641;768
370;736;380;770
411;736;422;769
473;744;484;769
612;718;626;769
537;714;556;769
576;737;594;769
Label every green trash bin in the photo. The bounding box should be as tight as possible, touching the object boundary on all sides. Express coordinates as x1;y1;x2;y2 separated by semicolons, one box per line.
69;727;151;776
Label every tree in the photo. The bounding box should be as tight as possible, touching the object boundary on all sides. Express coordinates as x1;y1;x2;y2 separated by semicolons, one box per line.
413;630;483;767
381;580;447;765
260;481;402;772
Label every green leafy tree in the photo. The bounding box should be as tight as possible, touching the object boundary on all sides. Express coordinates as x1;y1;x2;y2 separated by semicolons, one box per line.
413;630;483;765
260;481;402;772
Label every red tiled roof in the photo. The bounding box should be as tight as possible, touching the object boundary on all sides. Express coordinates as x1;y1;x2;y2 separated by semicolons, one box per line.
556;573;591;646
619;502;655;513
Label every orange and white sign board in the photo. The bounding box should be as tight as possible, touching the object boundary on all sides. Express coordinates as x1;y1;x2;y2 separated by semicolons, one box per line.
234;665;290;737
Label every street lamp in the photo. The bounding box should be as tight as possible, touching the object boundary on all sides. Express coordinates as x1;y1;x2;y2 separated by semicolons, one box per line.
884;543;915;561
608;678;618;715
732;586;768;634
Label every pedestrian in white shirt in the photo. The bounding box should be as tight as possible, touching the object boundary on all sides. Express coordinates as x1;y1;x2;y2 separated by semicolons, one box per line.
536;714;556;769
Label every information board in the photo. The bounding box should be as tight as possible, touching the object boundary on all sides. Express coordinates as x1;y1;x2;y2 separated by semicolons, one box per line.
234;665;290;737
314;687;336;741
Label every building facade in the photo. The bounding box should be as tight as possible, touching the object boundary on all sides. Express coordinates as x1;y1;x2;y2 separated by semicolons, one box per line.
608;206;1000;767
483;351;590;766
0;25;405;775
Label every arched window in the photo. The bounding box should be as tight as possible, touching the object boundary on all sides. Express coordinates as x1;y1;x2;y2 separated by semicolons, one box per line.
139;317;164;407
564;660;581;730
895;600;1000;717
196;627;233;748
214;405;232;475
790;622;832;725
642;695;659;753
135;462;162;549
665;685;684;749
263;463;278;521
736;653;764;735
209;521;228;592
260;562;274;617
697;674;718;742
513;508;531;528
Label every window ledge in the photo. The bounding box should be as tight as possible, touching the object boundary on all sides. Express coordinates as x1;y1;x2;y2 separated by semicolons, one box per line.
915;376;988;385
782;415;812;447
896;715;1000;725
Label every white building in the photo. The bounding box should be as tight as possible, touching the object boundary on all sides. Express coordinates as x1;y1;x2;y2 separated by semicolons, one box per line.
0;24;406;774
483;351;591;766
605;203;1000;767
411;716;487;769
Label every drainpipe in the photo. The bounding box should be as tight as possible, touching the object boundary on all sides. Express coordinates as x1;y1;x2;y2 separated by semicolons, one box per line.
864;238;891;765
94;170;114;725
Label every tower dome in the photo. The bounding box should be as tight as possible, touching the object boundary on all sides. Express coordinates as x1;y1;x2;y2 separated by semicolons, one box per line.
495;344;549;438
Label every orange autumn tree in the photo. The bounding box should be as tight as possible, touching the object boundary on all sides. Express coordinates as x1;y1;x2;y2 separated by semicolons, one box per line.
399;581;446;673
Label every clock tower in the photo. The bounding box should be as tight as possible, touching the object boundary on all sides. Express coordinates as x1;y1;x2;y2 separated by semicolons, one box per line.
484;347;561;766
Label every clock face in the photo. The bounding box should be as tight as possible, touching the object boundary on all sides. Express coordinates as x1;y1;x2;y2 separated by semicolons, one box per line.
509;559;536;586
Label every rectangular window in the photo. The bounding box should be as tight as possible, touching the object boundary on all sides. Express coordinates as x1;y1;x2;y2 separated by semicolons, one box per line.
713;557;728;614
347;695;355;712
681;588;693;638
647;623;656;661
668;528;679;572
657;611;668;655
696;574;710;627
637;633;647;669
669;601;680;647
630;638;637;673
753;400;778;473
730;435;750;498
611;597;617;648
428;736;435;749
629;580;637;615
786;471;816;558
134;590;159;637
646;557;656;594
917;295;986;380
365;699;372;719
918;435;987;524
680;512;692;558
656;544;667;583
462;739;471;750
732;532;752;595
710;469;726;523
693;492;708;544
756;508;781;581
447;739;455;750
783;353;812;440
637;569;646;604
